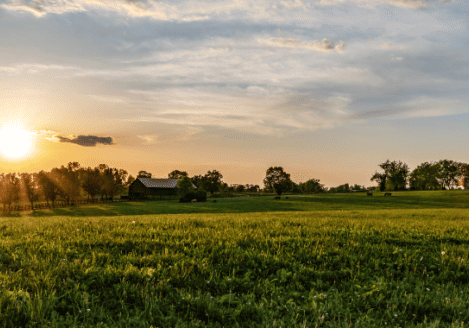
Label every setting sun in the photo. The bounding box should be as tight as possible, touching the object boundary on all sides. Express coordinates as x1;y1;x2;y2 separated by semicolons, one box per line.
0;124;33;158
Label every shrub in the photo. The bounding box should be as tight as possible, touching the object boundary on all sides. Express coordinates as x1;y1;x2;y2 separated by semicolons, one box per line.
195;189;207;202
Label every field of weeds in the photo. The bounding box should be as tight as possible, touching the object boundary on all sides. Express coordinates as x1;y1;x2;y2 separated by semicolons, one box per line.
1;191;469;327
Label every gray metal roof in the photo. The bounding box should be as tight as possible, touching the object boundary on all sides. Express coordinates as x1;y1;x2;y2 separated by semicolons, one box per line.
138;178;179;188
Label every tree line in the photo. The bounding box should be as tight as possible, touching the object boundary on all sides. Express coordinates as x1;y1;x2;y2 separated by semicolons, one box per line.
1;159;467;212
0;162;133;212
370;159;468;191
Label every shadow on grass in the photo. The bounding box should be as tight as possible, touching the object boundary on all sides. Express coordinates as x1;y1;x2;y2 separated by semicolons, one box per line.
21;191;469;218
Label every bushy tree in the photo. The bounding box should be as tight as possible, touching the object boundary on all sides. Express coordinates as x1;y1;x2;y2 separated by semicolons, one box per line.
203;170;224;195
299;178;325;193
177;176;195;198
371;160;409;191
98;165;128;201
168;170;188;179
437;159;460;190
81;167;102;200
137;171;152;178
409;162;440;190
328;183;350;193
263;166;292;196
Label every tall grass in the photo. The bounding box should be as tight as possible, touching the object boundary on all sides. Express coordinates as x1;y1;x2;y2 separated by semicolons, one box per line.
1;191;469;327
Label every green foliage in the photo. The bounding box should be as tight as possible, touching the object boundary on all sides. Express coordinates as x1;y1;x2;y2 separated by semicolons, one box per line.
328;183;350;193
176;176;195;198
263;166;292;196
372;160;409;191
298;179;325;194
195;189;207;202
410;162;441;190
1;191;469;327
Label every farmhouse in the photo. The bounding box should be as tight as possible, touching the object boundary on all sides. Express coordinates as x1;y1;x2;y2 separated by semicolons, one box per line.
129;178;180;200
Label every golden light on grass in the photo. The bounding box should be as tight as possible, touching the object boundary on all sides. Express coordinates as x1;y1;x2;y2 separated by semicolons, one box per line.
0;122;34;159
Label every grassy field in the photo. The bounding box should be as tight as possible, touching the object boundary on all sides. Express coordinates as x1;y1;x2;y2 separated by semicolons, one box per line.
1;191;469;327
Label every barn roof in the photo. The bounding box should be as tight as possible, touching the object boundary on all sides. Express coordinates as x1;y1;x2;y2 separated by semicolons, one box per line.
138;178;179;188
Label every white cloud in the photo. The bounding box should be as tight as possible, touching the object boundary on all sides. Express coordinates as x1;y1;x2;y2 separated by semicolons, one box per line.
314;0;457;9
0;0;277;21
280;0;308;8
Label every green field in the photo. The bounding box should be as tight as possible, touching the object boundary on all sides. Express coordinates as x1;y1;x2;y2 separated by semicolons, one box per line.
1;191;469;327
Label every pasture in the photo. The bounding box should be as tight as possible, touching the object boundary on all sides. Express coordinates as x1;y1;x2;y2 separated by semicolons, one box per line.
1;191;469;327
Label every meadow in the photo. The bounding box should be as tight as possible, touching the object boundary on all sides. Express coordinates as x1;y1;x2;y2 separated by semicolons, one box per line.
1;190;469;327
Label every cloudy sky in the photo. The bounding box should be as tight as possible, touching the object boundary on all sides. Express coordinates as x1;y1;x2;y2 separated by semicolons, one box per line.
0;0;467;187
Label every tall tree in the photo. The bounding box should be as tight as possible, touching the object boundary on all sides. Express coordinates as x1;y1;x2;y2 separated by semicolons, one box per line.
81;167;102;200
409;162;440;190
0;173;20;212
98;165;128;201
437;159;460;190
51;162;81;205
203;170;224;195
20;172;39;209
370;172;387;191
263;166;292;196
37;170;60;207
168;170;188;179
371;160;409;191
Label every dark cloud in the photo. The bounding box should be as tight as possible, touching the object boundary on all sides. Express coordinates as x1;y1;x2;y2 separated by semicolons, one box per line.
56;135;114;147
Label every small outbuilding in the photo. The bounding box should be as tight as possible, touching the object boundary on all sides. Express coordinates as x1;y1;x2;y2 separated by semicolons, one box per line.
129;178;180;200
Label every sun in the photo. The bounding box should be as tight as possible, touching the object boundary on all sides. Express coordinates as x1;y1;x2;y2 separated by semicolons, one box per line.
0;124;33;159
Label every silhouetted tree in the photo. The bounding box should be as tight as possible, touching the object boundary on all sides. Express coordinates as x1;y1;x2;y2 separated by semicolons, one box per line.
51;162;81;205
263;166;292;196
81;167;102;200
299;178;325;193
328;183;350;193
37;170;60;207
203;170;224;195
20;172;39;209
137;171;152;178
168;170;188;179
0;173;20;212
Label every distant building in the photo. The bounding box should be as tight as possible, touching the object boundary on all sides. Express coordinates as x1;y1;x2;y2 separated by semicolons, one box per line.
129;178;180;200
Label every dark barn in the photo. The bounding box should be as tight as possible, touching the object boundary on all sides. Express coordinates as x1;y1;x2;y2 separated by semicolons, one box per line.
129;178;179;200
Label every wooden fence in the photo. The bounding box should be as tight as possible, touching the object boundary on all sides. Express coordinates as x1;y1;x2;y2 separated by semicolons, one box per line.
1;198;128;214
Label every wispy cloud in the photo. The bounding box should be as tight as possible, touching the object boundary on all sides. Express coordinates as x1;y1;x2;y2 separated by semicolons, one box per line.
280;0;308;9
315;0;458;9
52;135;114;147
265;37;346;51
125;87;353;136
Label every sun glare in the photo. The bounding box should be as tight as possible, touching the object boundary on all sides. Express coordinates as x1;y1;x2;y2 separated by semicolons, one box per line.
0;124;33;159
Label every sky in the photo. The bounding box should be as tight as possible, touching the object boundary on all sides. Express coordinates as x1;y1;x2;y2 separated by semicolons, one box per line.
0;0;468;188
